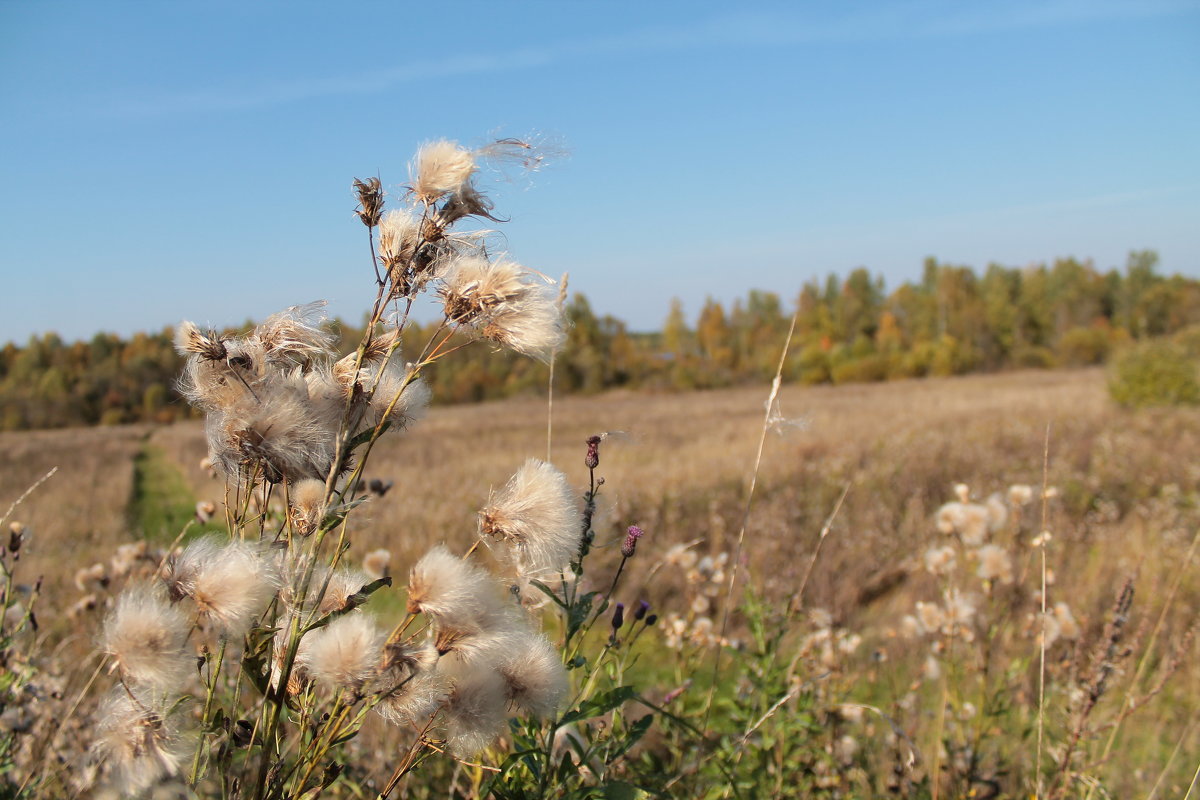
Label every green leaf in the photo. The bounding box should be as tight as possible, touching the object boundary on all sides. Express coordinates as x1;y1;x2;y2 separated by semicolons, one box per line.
599;781;651;800
530;579;568;609
559;685;636;726
605;713;653;763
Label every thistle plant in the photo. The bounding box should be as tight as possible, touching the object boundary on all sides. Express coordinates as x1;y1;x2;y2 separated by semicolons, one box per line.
71;137;653;799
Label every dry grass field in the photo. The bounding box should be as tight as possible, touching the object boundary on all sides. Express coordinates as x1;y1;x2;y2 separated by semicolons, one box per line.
3;366;1198;795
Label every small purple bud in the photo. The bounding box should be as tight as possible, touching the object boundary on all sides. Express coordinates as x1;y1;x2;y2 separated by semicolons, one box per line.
645;614;658;627
611;602;625;630
585;435;602;470
621;525;644;558
634;600;650;621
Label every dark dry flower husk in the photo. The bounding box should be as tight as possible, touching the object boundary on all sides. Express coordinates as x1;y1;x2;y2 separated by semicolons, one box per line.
353;177;383;228
183;328;228;361
437;184;503;227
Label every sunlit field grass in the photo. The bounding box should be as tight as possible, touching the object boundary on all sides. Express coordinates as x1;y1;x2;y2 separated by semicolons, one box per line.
3;365;1197;796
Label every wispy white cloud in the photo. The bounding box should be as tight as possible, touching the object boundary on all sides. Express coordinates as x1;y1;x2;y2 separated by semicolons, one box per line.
99;0;1200;118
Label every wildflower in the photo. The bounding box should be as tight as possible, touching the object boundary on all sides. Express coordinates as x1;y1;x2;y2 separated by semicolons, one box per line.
1054;601;1081;640
251;301;336;368
374;641;448;727
634;600;650;621
809;608;834;631
412;140;476;203
922;654;941;681
479;459;580;578
297;613;384;692
943;589;978;640
362;548;391;581
621;525;644;558
915;602;945;635
163;537;281;636
958;504;990;546
439;653;509;757
1008;484;1034;506
91;689;188;795
100;585;192;691
365;361;430;430
440;257;565;361
935;502;966;534
74;562;108;593
111;542;149;580
311;567;372;617
954;483;970;503
975;544;1014;585
985;492;1008;532
490;629;568;718
407;545;504;632
834;734;859;765
173;320;226;361
288;478;327;536
923;545;956;576
194;500;217;523
585;434;602;469
353;177;384;227
611;602;625;631
207;372;335;484
664;543;698;570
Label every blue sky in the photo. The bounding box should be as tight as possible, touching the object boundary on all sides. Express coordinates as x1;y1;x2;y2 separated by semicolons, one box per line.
2;1;1198;344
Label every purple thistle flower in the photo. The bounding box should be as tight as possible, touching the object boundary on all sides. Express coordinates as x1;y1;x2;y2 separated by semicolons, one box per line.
585;435;602;470
634;600;650;621
621;525;644;558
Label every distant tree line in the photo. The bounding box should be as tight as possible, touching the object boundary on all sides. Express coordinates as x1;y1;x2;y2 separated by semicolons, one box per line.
3;250;1198;431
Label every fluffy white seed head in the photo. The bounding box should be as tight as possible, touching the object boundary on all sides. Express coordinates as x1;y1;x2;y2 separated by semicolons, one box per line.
362;548;392;581
367;363;430;431
439;653;508;757
1008;484;1034;506
923;545;956;576
164;537;281;636
985;492;1008;532
440;258;565;361
1054;601;1081;640
407;546;506;631
491;630;568;719
297;613;384;691
91;689;188;796
975;544;1014;585
412;140;477;202
311;567;372;617
479;459;581;579
288;478;328;536
251;301;336;367
99;585;192;692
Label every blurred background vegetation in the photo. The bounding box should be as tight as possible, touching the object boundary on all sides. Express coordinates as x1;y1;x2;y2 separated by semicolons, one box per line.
5;249;1198;431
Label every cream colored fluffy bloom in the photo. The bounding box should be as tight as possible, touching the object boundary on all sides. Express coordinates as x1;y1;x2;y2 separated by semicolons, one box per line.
923;545;956;576
935;502;966;535
251;301;336;367
100;586;192;692
485;629;568;719
412;140;476;202
985;492;1008;532
1054;602;1081;640
1008;484;1034;506
297;613;384;691
164;537;281;636
288;478;327;536
958;504;990;546
439;652;509;757
479;459;580;578
91;690;189;796
975;544;1014;584
407;546;504;631
362;548;392;581
440;257;565;361
914;601;945;635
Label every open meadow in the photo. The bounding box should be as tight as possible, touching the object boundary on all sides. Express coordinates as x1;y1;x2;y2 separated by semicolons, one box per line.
1;366;1197;797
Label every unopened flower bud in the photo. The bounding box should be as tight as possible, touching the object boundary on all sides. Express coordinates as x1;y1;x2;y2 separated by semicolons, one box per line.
585;435;602;470
634;600;650;621
646;614;658;627
611;602;625;630
621;525;644;558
